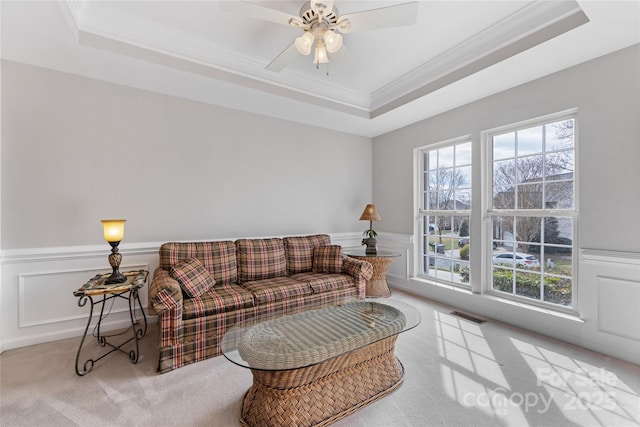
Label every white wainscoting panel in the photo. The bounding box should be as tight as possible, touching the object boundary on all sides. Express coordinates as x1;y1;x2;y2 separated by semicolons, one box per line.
0;232;362;352
377;233;413;282
597;276;640;341
18;264;149;328
1;244;160;352
378;234;640;365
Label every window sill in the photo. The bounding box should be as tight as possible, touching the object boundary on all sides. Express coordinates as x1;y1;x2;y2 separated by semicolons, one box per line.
411;276;474;294
480;293;583;323
409;276;583;324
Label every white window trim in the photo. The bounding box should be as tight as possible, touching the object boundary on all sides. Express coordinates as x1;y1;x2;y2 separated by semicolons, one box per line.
413;135;472;288
481;108;579;314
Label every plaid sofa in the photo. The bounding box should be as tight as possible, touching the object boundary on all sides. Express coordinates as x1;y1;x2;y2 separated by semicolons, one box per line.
148;234;374;373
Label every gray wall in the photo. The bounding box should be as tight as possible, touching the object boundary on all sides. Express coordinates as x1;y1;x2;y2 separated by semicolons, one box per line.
371;45;640;365
1;60;372;249
372;44;640;254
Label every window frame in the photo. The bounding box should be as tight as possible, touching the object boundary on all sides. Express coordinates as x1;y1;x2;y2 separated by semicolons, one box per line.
415;135;473;288
481;109;579;313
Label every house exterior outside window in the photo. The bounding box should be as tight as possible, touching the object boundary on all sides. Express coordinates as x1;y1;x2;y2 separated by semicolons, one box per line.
485;110;577;310
415;110;577;313
417;138;472;287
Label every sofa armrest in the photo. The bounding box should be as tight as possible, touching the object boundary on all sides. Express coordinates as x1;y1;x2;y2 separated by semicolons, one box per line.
342;256;374;298
149;267;185;347
149;267;183;315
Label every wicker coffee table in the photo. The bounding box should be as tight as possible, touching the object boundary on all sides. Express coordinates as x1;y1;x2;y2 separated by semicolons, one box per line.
221;299;421;427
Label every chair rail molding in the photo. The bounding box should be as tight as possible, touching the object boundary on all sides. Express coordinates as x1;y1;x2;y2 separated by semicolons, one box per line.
1;243;159;352
0;232;362;352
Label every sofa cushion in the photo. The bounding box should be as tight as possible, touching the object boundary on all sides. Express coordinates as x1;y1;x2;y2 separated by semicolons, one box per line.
160;241;237;286
236;238;287;284
283;234;331;274
170;258;216;298
239;277;312;304
182;283;255;320
289;272;357;294
312;245;343;274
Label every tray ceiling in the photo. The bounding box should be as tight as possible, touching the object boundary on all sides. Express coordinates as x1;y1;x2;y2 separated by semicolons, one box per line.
2;1;639;137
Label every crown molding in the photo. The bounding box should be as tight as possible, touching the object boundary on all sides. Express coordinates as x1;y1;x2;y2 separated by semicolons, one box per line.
60;1;370;113
58;0;588;119
371;0;587;112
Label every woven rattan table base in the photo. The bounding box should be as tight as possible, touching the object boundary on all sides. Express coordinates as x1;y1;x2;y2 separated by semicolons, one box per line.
239;336;403;427
348;256;394;297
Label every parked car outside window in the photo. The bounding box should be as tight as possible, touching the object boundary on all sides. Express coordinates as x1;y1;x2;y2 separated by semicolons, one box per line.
492;252;540;268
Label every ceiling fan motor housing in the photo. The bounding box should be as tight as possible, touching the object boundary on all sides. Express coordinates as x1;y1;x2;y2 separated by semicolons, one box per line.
299;2;339;26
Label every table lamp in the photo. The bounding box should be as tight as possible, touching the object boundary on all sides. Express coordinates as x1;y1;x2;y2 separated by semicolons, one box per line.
101;219;127;284
359;204;382;254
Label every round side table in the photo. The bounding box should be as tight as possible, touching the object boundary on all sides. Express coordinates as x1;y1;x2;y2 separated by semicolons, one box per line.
344;250;401;297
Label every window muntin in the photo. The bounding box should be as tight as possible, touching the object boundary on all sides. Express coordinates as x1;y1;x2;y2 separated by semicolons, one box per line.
489;116;576;308
419;141;471;286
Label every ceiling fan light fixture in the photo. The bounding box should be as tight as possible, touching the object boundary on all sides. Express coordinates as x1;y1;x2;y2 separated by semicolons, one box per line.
314;44;329;65
294;31;314;56
243;0;419;72
323;29;342;53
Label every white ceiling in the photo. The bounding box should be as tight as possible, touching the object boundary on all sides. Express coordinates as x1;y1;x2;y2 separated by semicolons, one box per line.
1;1;639;137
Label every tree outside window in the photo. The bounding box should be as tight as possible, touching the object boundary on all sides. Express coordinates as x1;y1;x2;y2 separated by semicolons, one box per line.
489;117;575;307
419;141;471;286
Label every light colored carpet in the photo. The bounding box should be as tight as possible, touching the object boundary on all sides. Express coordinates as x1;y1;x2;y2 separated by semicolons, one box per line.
2;290;639;427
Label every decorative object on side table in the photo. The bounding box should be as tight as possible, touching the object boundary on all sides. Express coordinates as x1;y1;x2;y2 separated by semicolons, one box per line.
101;219;127;284
73;269;149;376
359;203;382;254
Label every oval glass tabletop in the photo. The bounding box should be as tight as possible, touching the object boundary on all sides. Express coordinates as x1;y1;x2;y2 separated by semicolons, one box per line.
221;298;421;371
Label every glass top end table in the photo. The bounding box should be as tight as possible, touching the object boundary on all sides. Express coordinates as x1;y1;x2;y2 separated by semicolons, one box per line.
73;269;148;376
344;249;402;297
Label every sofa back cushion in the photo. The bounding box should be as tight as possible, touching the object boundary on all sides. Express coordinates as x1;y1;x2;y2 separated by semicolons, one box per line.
236;238;287;284
159;241;238;286
283;234;331;274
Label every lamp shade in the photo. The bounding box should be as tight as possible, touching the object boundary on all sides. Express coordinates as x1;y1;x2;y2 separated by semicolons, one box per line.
295;31;314;56
323;30;343;53
101;219;126;242
359;204;382;222
314;44;329;64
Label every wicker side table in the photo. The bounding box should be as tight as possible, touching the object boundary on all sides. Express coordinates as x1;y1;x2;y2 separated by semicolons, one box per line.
344;250;401;297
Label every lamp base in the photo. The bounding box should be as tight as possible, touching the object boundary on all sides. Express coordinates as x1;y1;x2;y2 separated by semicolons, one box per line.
362;238;378;255
105;241;126;284
105;270;127;285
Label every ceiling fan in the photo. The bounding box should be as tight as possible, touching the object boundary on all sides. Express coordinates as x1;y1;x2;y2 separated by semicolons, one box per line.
221;1;419;72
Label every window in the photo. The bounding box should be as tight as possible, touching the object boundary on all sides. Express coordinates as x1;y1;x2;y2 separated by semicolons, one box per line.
418;139;472;286
487;113;576;308
414;111;577;313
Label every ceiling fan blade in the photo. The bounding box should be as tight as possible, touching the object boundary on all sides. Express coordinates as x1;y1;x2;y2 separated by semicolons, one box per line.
339;1;419;33
219;1;301;27
266;42;299;72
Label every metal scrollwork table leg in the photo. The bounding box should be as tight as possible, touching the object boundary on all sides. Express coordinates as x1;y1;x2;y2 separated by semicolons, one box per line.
74;289;147;376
